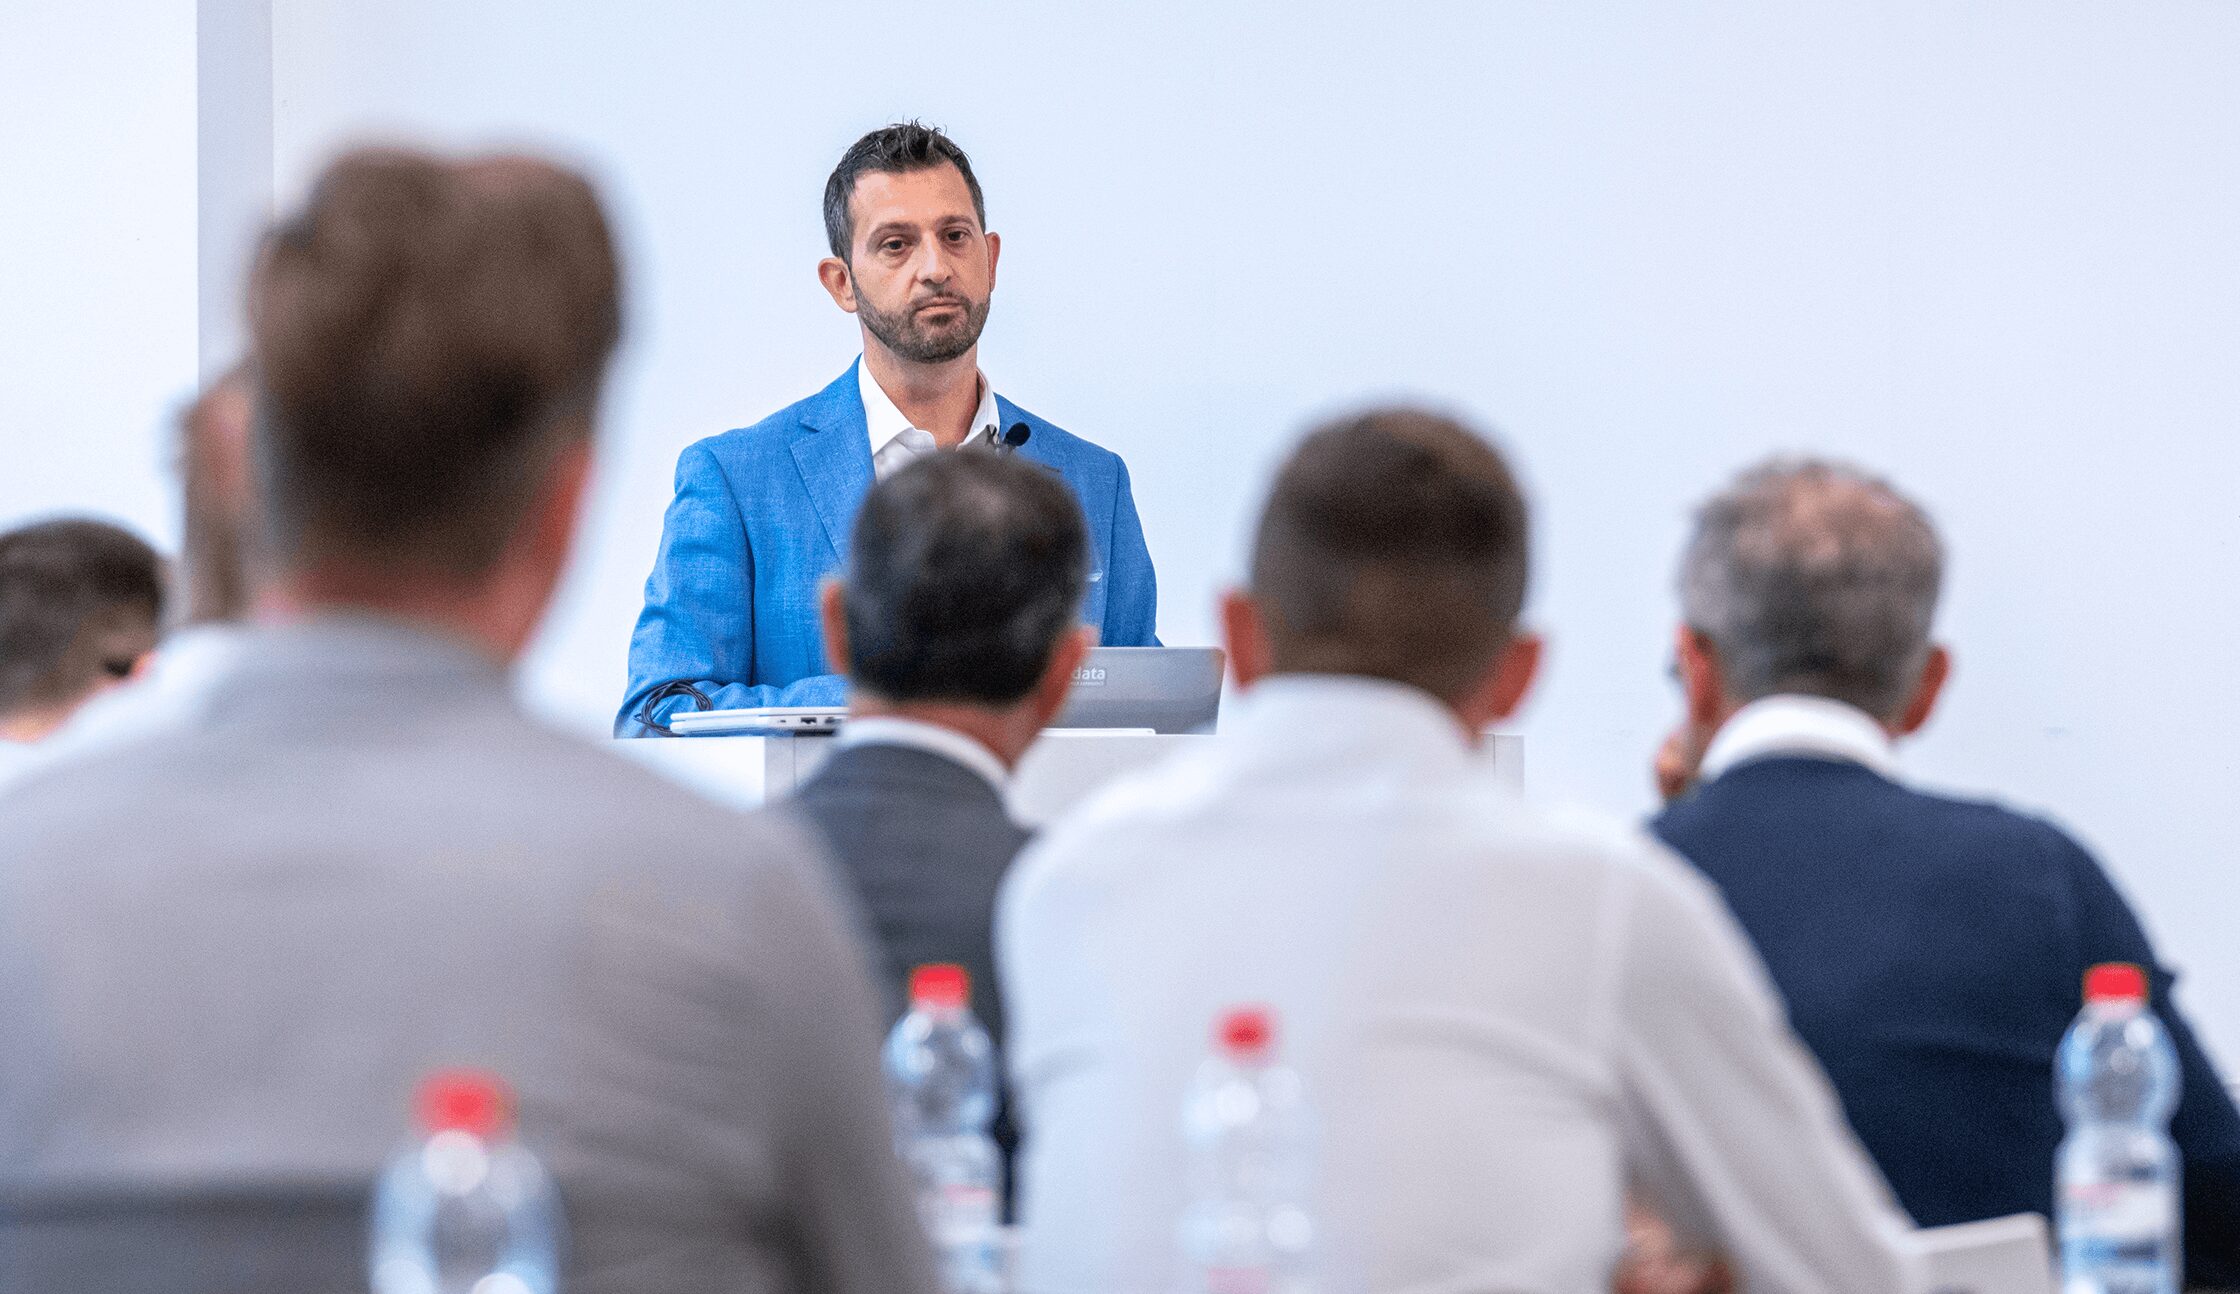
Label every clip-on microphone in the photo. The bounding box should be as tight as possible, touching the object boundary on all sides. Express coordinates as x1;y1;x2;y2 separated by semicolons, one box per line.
1000;421;1031;453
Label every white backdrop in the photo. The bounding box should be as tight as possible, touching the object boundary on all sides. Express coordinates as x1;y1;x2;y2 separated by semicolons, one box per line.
13;2;2240;1057
0;1;198;549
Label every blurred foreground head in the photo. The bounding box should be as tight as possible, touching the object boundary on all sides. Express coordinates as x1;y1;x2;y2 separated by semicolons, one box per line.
1677;457;1947;732
247;146;621;659
1228;406;1541;736
0;518;165;742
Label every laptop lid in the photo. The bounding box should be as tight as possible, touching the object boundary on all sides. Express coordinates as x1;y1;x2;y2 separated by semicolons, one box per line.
1049;647;1225;735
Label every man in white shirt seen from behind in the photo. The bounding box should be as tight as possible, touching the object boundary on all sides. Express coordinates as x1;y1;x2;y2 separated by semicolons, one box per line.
999;408;1924;1293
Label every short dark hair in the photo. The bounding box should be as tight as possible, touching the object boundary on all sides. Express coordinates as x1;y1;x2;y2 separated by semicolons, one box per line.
823;122;986;261
0;518;166;717
248;147;622;579
841;451;1087;706
1250;408;1530;705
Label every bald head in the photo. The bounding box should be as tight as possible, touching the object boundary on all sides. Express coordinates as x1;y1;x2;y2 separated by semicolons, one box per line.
1680;458;1943;720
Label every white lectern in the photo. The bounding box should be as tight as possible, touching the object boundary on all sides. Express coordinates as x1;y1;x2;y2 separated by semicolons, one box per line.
614;730;1523;827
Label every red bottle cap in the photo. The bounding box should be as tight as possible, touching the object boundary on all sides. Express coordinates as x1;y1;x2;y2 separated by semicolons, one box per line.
2083;963;2148;1004
415;1069;513;1140
910;964;970;1010
1215;1006;1275;1061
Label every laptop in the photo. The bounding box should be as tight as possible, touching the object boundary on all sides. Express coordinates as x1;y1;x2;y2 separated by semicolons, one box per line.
664;647;1226;737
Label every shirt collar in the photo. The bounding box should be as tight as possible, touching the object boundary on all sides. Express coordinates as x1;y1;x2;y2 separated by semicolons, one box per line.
857;357;1000;457
836;714;1010;791
1223;674;1479;774
1699;693;1901;782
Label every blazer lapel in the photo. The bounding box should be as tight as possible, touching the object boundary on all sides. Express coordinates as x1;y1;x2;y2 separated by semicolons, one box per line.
997;396;1058;475
792;363;876;564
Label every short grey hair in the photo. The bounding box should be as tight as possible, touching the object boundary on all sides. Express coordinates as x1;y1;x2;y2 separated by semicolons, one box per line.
1679;458;1943;718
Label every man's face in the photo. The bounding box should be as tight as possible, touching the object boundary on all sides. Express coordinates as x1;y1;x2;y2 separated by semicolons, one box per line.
832;164;998;365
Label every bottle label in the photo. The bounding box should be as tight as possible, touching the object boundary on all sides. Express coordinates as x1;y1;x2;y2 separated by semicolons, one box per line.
1201;1266;1273;1294
928;1182;998;1248
2062;1179;2175;1241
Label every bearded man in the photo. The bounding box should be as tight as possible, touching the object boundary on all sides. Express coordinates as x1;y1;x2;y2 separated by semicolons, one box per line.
620;122;1160;733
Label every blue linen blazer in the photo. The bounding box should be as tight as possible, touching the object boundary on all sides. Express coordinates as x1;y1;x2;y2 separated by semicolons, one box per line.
1653;756;2240;1285
618;363;1159;735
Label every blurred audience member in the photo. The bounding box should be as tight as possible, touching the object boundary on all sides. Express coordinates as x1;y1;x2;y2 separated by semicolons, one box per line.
42;369;257;761
792;448;1093;1206
0;516;164;779
175;365;255;626
1652;458;2240;1282
1000;410;1921;1292
0;147;937;1294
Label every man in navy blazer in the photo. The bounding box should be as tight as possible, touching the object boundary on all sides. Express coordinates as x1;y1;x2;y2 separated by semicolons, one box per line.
1650;458;2240;1284
618;123;1156;735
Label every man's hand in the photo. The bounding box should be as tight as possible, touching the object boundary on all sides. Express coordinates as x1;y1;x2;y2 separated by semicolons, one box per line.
1615;1201;1734;1294
1654;722;1712;804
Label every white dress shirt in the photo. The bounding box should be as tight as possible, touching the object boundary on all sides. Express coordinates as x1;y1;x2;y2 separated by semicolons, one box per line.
999;674;1922;1294
1699;693;1901;783
859;358;1002;481
0;739;38;796
834;714;1009;792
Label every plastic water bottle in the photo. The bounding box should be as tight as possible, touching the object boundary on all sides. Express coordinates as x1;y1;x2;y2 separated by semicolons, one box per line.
883;963;1003;1294
2057;963;2181;1294
1179;1005;1314;1294
370;1069;565;1294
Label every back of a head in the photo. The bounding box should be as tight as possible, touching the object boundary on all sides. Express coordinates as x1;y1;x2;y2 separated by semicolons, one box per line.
1250;408;1531;705
0;519;165;725
842;451;1089;706
1680;458;1944;718
248;147;621;581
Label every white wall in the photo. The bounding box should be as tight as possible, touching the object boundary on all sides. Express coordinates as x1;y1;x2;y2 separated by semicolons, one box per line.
0;1;200;547
18;2;2240;1057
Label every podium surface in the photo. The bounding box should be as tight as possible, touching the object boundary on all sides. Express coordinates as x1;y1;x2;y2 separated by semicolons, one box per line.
615;729;1523;827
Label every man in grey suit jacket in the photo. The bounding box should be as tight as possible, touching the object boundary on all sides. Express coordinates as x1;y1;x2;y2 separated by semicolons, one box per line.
0;148;937;1294
789;451;1093;1136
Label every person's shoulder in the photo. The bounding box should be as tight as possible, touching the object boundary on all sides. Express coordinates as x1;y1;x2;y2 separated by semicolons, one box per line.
997;396;1125;469
1474;790;1710;890
1859;774;2096;868
491;722;858;930
511;719;794;848
1662;757;2096;874
682;370;858;471
1001;743;1224;902
0;723;239;862
1489;795;1774;962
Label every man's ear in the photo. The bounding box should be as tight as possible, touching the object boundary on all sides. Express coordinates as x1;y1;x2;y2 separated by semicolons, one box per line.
984;229;1001;291
1455;631;1543;733
818;580;851;676
1675;626;1727;731
1027;625;1094;731
817;256;858;314
513;438;593;587
1220;589;1274;688
1895;644;1951;737
1485;631;1542;721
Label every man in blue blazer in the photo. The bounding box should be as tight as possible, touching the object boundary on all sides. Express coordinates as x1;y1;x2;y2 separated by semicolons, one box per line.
1650;458;2240;1283
619;122;1157;735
